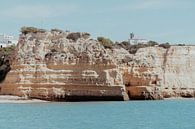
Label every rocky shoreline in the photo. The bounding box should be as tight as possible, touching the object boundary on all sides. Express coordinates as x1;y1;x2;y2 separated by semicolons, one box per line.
0;95;194;103
0;95;48;103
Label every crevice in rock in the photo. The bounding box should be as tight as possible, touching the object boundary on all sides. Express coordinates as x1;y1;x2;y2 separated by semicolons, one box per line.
0;59;11;83
162;48;170;86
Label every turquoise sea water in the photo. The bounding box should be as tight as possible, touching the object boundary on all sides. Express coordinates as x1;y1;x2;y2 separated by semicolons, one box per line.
0;100;194;129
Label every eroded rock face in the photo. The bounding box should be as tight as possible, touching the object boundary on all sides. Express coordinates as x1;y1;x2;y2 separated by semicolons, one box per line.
116;46;195;99
0;28;195;100
0;30;127;101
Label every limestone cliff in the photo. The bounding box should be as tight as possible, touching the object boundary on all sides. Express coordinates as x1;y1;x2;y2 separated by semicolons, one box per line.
0;29;127;101
115;46;195;99
0;27;195;101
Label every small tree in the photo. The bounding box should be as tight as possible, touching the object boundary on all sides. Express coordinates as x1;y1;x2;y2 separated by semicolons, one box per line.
147;41;158;46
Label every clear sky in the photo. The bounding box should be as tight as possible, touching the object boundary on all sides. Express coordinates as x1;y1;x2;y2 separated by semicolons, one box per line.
0;0;195;44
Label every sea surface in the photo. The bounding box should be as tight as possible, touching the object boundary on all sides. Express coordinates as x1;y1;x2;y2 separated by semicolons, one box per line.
0;100;194;129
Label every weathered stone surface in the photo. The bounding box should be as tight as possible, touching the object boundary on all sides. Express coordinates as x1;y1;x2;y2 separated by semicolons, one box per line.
0;28;195;101
0;30;127;101
119;46;195;99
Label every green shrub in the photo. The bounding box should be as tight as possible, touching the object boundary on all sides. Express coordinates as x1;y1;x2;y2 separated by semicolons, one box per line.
21;27;46;34
115;40;170;54
51;28;64;33
97;37;113;49
0;45;16;58
147;41;159;46
159;43;171;49
115;40;160;54
66;32;81;41
178;44;185;46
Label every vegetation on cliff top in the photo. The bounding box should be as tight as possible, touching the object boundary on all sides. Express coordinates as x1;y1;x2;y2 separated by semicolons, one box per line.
158;43;171;49
20;27;174;55
115;41;170;54
0;45;16;59
95;35;171;54
97;37;114;49
66;32;82;41
20;26;173;49
51;28;64;33
66;32;90;41
21;27;46;34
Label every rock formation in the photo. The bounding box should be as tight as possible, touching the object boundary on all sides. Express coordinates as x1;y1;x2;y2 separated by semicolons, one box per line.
0;28;128;101
117;46;195;99
0;27;195;101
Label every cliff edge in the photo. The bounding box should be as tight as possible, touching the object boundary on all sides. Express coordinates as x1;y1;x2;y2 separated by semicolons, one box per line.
0;28;127;101
0;27;195;101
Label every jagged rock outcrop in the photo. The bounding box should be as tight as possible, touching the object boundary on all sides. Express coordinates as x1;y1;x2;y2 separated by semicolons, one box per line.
0;27;195;101
0;29;127;101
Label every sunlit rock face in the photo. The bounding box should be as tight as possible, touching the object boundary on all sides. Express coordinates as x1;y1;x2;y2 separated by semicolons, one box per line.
0;30;126;101
0;28;195;101
116;46;195;99
162;46;195;97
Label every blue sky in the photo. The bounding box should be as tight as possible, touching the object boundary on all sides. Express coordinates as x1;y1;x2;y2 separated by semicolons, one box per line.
0;0;195;44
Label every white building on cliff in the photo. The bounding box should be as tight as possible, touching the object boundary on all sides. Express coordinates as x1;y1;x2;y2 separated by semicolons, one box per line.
0;34;18;47
128;33;148;45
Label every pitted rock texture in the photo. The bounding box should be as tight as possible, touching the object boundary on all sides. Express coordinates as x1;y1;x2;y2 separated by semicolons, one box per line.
0;28;195;100
118;46;195;99
0;30;127;101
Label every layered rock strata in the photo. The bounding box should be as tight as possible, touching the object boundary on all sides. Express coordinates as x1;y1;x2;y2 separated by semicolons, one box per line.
117;46;195;99
0;28;195;101
0;30;127;101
